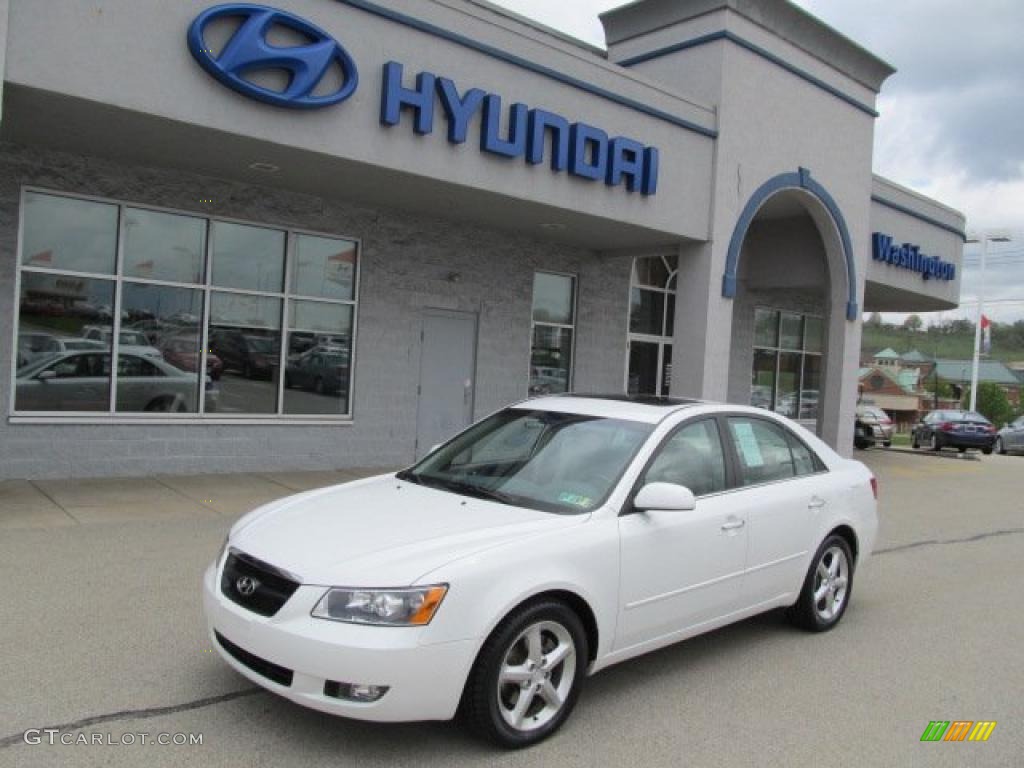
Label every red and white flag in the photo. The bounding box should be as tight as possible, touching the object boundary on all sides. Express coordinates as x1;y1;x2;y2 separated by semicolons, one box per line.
981;314;992;355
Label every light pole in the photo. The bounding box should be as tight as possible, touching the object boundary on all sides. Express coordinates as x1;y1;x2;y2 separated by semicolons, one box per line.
965;231;1011;412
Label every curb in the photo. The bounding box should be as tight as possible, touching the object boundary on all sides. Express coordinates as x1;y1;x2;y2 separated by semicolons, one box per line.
881;446;983;462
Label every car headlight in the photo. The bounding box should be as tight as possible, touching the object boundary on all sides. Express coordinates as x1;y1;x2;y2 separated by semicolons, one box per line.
311;585;448;626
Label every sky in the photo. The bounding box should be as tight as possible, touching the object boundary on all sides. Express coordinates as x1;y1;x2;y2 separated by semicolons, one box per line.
489;0;1024;324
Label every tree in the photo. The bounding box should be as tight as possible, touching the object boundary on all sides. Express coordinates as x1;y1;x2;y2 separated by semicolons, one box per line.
961;382;1015;426
903;314;923;332
866;312;883;327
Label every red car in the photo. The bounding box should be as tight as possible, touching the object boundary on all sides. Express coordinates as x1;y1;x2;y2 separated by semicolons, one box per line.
160;337;223;380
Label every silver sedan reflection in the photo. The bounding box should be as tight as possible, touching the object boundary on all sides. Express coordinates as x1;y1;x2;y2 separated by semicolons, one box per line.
15;351;217;413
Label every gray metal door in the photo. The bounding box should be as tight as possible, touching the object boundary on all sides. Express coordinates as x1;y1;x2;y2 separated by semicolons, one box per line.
415;310;477;458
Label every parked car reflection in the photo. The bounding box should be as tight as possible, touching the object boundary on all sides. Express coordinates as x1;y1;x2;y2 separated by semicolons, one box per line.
15;351;216;413
285;348;349;395
81;326;163;359
17;332;104;368
210;329;278;379
160;336;224;380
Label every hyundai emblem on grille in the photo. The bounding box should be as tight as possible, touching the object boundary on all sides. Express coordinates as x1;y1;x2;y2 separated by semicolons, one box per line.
236;576;260;596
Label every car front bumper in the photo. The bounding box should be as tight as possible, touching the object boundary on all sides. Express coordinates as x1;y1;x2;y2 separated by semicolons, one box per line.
202;563;478;722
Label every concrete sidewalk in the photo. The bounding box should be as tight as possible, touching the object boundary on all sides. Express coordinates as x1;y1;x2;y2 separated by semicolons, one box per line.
0;467;395;530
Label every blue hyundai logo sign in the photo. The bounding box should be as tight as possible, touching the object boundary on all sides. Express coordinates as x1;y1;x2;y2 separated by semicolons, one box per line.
187;4;358;109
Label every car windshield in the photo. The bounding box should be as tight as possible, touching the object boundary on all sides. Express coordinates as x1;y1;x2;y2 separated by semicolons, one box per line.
398;409;654;515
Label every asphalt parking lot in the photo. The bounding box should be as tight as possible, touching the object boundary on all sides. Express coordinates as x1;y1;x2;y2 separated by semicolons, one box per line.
1;450;1021;767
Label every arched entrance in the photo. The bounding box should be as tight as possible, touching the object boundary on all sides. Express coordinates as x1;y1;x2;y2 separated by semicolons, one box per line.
722;169;856;440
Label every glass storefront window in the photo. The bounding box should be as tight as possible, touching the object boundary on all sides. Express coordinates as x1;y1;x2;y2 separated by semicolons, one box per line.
21;192;118;275
207;293;282;414
529;273;575;396
804;316;824;354
13;191;359;420
123;208;206;284
801;355;822;419
211;221;286;293
627;255;677;397
532;273;574;325
754;308;779;348
284;301;353;415
633;256;669;288
751;349;776;410
780;313;803;351
750;307;823;421
630;288;664;335
118;283;204;413
530;326;573;396
291;234;357;301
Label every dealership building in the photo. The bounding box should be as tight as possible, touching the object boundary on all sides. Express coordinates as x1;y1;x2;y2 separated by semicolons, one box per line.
0;0;966;478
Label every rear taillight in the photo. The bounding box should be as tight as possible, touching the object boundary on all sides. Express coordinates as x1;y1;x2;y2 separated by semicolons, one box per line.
940;422;955;432
870;477;878;500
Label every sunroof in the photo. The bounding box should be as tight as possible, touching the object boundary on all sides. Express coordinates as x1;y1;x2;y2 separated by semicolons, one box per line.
561;393;703;407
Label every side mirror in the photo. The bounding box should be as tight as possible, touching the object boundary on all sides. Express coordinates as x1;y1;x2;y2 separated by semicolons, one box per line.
37;370;57;381
634;482;697;513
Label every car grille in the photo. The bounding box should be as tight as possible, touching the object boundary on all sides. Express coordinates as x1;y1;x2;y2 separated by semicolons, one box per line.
220;550;300;617
215;631;294;687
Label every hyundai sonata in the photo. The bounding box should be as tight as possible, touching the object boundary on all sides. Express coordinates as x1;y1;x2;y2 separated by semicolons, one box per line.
203;395;878;747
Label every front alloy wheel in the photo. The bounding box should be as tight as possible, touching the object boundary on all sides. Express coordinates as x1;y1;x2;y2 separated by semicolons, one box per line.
996;437;1006;455
461;601;587;748
788;535;854;631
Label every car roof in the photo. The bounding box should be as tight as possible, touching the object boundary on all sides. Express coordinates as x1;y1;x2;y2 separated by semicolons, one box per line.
518;393;708;424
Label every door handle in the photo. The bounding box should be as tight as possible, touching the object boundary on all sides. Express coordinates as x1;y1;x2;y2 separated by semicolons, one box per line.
808;496;826;510
721;519;745;532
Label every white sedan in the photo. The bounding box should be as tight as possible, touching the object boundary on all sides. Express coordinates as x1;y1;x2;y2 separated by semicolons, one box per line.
203;395;877;747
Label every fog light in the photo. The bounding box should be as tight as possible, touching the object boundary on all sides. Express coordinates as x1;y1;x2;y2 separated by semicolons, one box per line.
324;680;390;703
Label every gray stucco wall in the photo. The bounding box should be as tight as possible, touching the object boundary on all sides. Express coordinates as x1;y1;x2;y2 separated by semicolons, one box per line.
0;142;631;479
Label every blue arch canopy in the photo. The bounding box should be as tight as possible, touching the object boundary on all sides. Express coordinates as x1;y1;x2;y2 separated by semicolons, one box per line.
722;168;859;321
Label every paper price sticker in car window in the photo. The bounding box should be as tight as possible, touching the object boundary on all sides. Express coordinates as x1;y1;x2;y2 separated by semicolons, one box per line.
732;422;764;468
558;492;593;509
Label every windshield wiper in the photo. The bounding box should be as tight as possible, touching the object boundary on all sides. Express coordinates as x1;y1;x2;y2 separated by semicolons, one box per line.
430;477;518;505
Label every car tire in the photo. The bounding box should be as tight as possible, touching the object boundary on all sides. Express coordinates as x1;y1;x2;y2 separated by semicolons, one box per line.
314;377;325;395
930;433;941;452
982;446;993;456
460;600;588;749
911;433;919;449
883;441;892;448
787;535;854;633
996;438;1006;455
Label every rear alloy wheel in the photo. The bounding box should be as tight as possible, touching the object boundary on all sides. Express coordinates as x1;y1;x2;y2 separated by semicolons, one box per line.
788;535;854;632
461;601;586;748
995;437;1006;455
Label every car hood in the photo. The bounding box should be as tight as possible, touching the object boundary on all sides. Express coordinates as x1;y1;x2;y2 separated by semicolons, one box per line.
229;475;587;586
